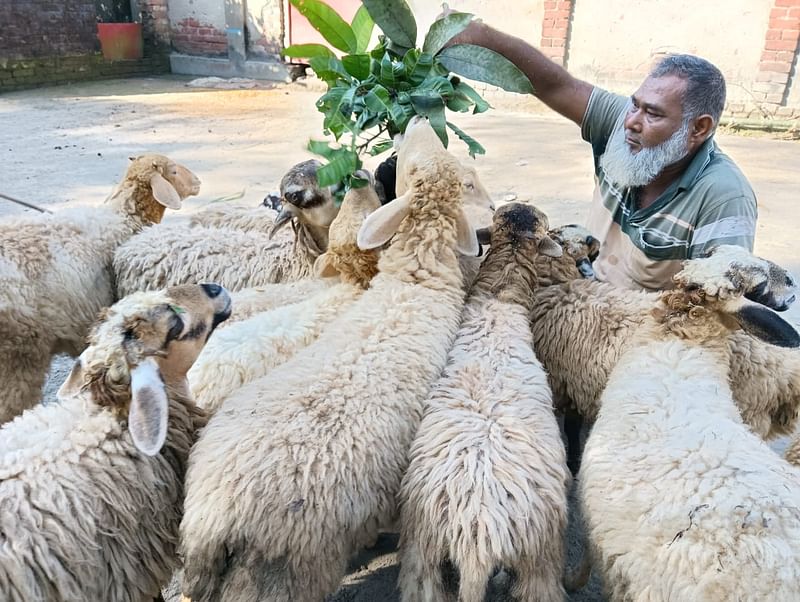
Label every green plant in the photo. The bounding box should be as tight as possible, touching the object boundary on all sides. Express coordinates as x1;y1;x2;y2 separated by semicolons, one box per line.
284;0;534;197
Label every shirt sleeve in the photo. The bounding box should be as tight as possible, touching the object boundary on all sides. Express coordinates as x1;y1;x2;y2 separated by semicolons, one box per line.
688;195;758;258
580;87;629;157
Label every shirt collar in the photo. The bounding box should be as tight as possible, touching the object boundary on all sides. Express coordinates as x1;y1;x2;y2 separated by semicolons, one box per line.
676;135;716;192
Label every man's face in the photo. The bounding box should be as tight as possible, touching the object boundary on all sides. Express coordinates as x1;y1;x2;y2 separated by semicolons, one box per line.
625;75;687;152
599;75;693;189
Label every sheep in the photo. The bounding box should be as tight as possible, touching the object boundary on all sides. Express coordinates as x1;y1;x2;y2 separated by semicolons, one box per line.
113;159;339;296
0;283;231;602
787;435;800;467
179;115;479;602
188;183;382;414
578;247;800;600
0;154;199;424
529;248;800;444
397;203;569;602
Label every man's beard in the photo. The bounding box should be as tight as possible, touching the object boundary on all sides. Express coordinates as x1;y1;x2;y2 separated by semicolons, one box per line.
600;117;691;189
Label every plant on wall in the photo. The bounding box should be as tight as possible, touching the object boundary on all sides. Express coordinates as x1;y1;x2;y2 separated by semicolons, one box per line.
283;0;534;197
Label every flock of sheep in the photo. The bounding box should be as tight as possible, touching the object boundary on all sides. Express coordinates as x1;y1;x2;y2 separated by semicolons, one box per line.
1;115;800;602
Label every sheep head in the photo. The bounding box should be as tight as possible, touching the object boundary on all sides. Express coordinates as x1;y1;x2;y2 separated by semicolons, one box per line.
314;173;382;288
549;224;601;279
269;160;341;254
57;283;231;455
358;116;478;257
657;246;799;348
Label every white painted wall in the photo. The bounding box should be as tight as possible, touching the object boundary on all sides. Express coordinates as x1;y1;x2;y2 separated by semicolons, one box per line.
169;0;226;30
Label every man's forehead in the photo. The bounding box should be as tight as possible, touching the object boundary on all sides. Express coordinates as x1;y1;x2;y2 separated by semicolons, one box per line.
633;75;686;112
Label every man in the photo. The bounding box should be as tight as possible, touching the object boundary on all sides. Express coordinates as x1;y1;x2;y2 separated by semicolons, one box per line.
451;21;757;291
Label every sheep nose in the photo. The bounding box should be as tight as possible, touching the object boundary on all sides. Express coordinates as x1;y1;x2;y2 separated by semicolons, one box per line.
201;283;224;298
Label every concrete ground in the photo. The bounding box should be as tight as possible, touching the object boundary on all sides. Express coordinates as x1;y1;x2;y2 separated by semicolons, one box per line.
1;75;798;601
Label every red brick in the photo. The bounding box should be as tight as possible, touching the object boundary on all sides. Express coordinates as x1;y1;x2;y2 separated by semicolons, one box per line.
765;28;782;40
555;18;570;28
542;18;555;28
543;1;557;9
777;50;797;61
775;0;800;7
765;38;798;50
781;27;800;40
551;37;566;47
540;38;553;47
789;7;800;17
770;8;789;19
552;8;572;19
759;61;792;73
761;50;778;61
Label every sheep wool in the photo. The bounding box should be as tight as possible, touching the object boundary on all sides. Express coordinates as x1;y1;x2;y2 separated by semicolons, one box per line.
398;203;569;602
0;284;229;602
180;116;478;602
579;249;800;600
0;154;198;424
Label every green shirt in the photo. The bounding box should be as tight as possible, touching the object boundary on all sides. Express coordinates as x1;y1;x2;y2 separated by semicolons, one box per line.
580;88;758;291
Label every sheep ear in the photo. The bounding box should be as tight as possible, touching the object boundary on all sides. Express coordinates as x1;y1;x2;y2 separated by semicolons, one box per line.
587;235;601;262
731;305;800;349
57;357;86;400
314;253;339;279
538;236;563;258
269;206;296;239
150;172;182;209
128;358;169;456
455;209;480;257
476;227;491;246
357;191;411;250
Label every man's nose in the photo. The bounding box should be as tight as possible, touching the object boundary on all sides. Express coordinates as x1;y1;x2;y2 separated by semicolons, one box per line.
624;107;642;133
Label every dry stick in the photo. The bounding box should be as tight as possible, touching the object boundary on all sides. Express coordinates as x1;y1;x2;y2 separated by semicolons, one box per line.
0;192;52;214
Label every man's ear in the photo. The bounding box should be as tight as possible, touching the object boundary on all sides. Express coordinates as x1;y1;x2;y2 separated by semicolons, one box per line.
691;114;714;145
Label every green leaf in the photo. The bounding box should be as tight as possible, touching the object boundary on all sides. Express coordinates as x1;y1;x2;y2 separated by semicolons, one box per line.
349;174;370;188
342;54;371;80
317;86;356;139
409;92;448;147
282;43;335;59
360;0;417;49
423;11;473;55
379;53;397;87
445;92;473;113
418;74;454;97
364;85;407;126
368;139;394;156
446;121;486;158
317;149;360;187
290;0;357;53
403;49;434;87
453;80;491;113
307;139;338;160
437;44;535;94
308;56;351;86
351;5;375;53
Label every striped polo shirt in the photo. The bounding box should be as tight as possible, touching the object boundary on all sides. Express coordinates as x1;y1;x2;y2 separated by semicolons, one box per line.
581;88;758;291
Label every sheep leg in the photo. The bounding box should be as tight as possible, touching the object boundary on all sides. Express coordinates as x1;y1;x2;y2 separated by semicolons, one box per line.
0;345;50;423
564;407;584;476
455;556;492;602
398;539;449;602
511;556;565;602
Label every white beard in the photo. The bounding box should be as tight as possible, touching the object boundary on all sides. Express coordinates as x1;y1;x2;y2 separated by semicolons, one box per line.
600;117;691;189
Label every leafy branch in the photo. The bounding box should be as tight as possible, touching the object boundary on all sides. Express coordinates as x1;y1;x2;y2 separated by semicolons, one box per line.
284;0;534;198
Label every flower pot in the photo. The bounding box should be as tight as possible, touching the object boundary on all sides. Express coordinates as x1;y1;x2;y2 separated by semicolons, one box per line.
97;23;143;61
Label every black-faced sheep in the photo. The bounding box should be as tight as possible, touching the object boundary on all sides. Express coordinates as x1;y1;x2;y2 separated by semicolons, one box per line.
398;203;569;602
0;154;199;424
0;283;230;602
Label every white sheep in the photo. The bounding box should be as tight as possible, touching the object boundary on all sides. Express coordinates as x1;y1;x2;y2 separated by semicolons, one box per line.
113;159;339;296
398;203;569;602
529;248;800;443
578;247;800;600
179;115;479;602
0;283;231;602
188;183;382;413
0;154;199;424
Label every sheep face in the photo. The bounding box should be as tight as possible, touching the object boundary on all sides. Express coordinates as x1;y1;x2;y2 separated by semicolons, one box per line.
58;284;231;455
658;247;799;348
277;159;340;228
129;154;201;206
550;224;601;279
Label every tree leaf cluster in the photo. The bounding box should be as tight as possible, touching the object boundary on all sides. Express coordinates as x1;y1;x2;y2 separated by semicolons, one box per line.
284;0;533;196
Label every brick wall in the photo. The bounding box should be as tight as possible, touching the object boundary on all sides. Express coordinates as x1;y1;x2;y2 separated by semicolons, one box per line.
0;0;98;59
0;0;171;92
752;0;800;118
540;0;574;66
171;18;228;56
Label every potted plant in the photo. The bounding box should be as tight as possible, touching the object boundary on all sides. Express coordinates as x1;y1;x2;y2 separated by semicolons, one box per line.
96;0;143;61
